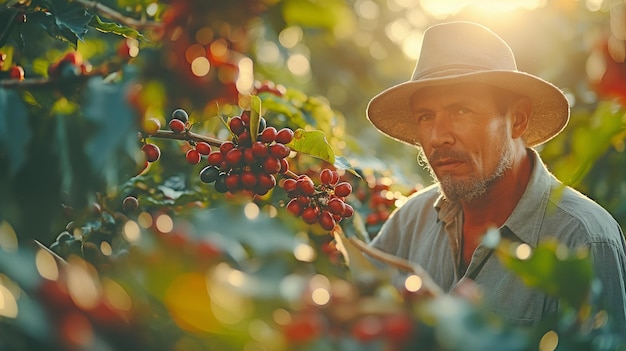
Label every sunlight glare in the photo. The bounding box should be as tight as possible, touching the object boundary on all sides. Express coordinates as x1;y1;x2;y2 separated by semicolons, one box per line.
418;0;546;19
287;54;310;76
355;0;380;20
279;26;303;49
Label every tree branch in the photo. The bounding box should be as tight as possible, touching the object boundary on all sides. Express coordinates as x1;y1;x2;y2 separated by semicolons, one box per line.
346;235;443;296
71;0;161;30
146;130;299;179
0;74;96;89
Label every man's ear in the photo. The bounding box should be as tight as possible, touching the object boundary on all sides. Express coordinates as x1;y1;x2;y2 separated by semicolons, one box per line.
510;97;532;139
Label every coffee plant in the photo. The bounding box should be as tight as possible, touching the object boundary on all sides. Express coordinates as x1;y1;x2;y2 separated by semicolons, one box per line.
1;0;625;350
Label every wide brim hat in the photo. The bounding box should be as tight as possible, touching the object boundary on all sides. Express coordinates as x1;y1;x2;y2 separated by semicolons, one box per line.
366;21;570;148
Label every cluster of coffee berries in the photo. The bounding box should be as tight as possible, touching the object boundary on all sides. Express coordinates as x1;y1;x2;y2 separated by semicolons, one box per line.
48;52;91;79
0;52;25;81
283;169;354;231
199;110;293;196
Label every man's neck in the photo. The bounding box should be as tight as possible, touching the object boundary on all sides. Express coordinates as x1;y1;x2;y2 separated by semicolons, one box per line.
461;148;534;230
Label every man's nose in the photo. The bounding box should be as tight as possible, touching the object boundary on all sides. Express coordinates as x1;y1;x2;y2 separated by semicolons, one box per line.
429;114;455;148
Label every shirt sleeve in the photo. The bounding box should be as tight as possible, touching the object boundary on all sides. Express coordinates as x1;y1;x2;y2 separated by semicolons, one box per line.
588;228;626;335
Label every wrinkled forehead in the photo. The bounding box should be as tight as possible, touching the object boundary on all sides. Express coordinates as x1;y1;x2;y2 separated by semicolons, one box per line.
409;82;501;109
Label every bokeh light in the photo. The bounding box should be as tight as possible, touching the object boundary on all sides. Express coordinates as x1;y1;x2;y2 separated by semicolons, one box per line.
279;26;303;48
405;274;423;292
311;287;331;306
0;283;18;318
102;278;132;312
287;53;310;76
67;258;100;310
146;3;158;16
293;243;316;262
137;212;152;228
515;243;532;260
123;220;141;242
35;248;59;281
539;330;559;351
155;214;174;233
191;57;211;77
244;202;260;220
0;221;18;253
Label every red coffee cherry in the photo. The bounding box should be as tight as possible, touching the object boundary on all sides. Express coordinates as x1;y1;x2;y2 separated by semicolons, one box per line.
9;65;24;81
334;182;352;197
297;177;316;196
225;173;241;192
229;117;245;135
320;169;339;186
262;157;281;174
279;158;289;174
275;128;294;144
286;199;304;216
256;173;276;194
142;143;160;162
220;141;236;155
342;204;354;218
302;206;319;224
318;211;336;231
283;178;297;193
269;143;290;158
169;119;186;133
251;141;268;158
207;151;223;166
186;149;201;165
195;142;211;155
240;171;257;190
224;149;243;168
240;110;251;125
259;127;277;143
238;131;252;147
327;198;346;216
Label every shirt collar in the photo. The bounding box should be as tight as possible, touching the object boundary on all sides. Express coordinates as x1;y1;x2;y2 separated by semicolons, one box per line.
433;148;554;247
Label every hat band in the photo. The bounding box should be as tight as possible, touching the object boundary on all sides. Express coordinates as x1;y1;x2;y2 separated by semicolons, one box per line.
413;64;493;80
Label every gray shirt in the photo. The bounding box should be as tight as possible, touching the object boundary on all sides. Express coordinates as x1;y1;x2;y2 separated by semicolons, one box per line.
370;149;626;329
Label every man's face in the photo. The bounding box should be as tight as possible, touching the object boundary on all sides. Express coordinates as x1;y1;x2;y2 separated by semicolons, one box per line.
410;83;515;202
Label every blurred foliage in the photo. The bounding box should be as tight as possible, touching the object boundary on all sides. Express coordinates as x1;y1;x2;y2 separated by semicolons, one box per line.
0;0;625;350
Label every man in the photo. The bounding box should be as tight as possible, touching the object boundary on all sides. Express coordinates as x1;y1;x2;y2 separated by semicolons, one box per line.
366;21;626;329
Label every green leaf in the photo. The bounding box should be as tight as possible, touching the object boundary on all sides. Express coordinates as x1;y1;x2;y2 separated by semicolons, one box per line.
0;89;32;175
287;128;335;164
90;15;144;39
34;0;93;45
82;74;138;186
334;155;360;178
260;93;305;119
249;95;261;143
496;238;593;309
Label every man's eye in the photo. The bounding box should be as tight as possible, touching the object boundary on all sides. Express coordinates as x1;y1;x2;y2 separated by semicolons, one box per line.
455;108;470;115
417;113;434;122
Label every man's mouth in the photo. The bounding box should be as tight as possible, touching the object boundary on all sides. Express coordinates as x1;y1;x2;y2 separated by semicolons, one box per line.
432;158;466;173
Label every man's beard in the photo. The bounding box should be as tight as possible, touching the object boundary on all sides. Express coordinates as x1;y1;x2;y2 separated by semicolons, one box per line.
418;142;514;202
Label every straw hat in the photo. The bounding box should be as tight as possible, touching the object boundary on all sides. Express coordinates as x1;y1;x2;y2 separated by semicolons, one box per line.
366;21;570;147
